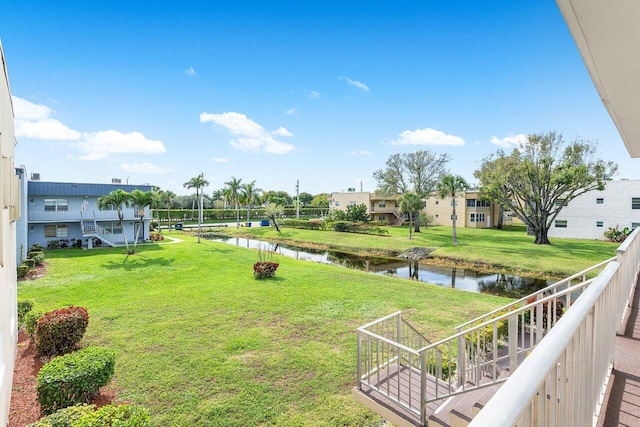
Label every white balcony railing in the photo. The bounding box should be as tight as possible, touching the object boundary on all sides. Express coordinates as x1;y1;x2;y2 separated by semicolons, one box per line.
469;227;640;426
28;208;143;222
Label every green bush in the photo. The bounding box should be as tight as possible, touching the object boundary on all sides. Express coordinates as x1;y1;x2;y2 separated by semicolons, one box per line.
24;258;36;269
17;265;30;278
29;403;150;427
30;244;44;252
18;299;35;327
31;251;46;265
37;347;116;414
279;219;325;230
75;404;150;427
48;240;60;249
36;306;89;356
329;221;389;236
29;403;95;426
26;310;44;336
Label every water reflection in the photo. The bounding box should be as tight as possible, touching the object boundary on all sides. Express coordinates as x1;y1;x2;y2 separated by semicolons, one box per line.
206;236;552;297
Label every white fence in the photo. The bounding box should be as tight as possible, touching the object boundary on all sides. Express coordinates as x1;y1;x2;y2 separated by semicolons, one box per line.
470;227;640;426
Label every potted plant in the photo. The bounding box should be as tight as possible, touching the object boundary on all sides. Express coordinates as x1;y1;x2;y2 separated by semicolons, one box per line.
254;246;279;279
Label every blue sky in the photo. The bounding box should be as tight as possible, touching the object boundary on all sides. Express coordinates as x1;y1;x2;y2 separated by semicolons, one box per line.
2;1;637;196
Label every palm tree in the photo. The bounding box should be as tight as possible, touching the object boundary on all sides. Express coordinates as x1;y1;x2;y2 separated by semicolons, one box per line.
162;190;176;231
184;173;210;243
97;189;132;254
241;180;261;223
224;177;243;227
399;192;423;239
129;189;156;254
437;174;469;246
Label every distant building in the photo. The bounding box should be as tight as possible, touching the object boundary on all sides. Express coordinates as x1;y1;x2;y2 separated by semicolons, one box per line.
329;190;510;228
23;179;153;250
0;40;19;426
548;180;640;240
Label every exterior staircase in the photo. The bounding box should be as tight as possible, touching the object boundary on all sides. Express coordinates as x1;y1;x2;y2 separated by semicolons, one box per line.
393;210;406;226
354;257;615;426
80;217;119;247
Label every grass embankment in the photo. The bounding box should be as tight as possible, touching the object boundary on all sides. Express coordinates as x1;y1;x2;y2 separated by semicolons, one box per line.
206;224;617;278
19;236;511;426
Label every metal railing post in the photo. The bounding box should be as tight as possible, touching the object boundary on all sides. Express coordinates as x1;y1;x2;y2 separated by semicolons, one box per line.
457;334;465;387
356;330;362;390
420;350;427;426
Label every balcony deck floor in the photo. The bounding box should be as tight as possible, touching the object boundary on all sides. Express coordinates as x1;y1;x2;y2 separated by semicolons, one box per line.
601;276;640;427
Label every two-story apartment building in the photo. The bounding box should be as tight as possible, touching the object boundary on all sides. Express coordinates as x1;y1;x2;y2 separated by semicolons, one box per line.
0;40;19;426
330;190;510;228
24;179;153;250
548;179;640;240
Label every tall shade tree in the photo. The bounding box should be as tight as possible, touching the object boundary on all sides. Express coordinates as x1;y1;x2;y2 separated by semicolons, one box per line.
299;192;314;206
129;190;156;254
399;192;423;239
224;177;243;227
96;189;132;254
184;173;210;243
373;150;450;232
474;131;618;245
241;180;261;223
437;174;469;246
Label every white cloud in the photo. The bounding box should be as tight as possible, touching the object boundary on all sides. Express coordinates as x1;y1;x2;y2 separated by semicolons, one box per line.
185;66;196;76
308;91;320;99
120;162;174;174
200;111;296;154
273;127;293;137
211;157;229;163
285;108;298;115
490;134;528;148
12;96;82;140
391;128;465;146
350;150;373;156
339;76;370;92
71;130;166;160
12;96;166;159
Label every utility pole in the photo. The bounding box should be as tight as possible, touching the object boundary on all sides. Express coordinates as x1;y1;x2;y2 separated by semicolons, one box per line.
295;179;300;219
360;180;363;192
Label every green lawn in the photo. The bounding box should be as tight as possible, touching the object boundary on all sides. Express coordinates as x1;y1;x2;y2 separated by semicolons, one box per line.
19;236;512;426
208;224;617;277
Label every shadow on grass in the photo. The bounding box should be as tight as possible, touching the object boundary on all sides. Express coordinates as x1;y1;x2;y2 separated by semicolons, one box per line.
101;254;175;271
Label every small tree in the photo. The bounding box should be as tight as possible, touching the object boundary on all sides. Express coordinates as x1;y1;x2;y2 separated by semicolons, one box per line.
399;192;423;239
437;175;469;246
345;203;369;222
241;180;262;223
265;202;284;232
224;177;243;227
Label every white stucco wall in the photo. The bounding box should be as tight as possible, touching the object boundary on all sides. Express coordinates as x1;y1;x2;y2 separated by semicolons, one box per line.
0;40;18;426
548;180;640;240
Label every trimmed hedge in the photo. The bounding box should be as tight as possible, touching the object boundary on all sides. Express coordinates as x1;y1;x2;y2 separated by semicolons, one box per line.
29;403;150;427
17;299;34;327
17;265;30;278
279;219;326;230
37;347;116;414
23;258;36;269
36;306;89;356
26;310;44;336
328;221;389;236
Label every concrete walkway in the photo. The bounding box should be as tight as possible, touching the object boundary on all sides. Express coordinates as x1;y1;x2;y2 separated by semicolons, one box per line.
600;279;640;426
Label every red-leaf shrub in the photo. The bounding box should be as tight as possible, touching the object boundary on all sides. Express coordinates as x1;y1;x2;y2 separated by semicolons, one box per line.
36;306;89;356
254;261;279;279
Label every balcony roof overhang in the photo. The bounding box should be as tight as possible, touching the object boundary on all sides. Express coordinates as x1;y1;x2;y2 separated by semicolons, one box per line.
556;0;640;158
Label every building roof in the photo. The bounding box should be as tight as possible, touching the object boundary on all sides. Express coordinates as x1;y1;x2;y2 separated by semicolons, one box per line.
28;181;152;197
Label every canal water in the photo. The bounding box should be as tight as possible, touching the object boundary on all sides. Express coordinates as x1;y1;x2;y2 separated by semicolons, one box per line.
207;236;552;298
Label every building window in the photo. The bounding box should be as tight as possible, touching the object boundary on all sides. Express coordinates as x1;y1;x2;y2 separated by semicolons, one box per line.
435;200;439;205
467;199;476;207
378;201;386;208
450;215;457;220
44;224;69;238
335;202;340;207
102;222;122;234
554;199;567;209
435;214;439;218
596;221;603;227
450;200;457;206
44;199;69;212
477;200;491;207
477;213;485;222
555;220;568;228
632;198;640;209
470;213;475;222
349;201;356;206
379;215;385;221
596;198;604;204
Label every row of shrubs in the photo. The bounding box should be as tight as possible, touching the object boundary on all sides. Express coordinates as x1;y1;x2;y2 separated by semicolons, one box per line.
279;219;389;235
18;301;150;425
17;244;46;279
154;207;327;221
48;238;84;249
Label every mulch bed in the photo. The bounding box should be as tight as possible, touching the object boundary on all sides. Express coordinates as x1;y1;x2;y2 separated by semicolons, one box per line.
9;262;117;426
